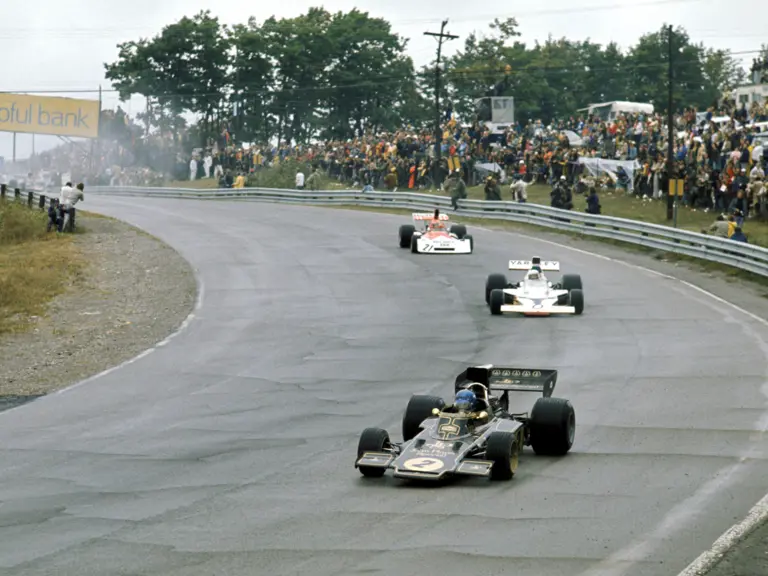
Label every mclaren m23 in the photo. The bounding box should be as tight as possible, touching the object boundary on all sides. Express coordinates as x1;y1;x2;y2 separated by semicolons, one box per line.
485;257;584;316
354;364;575;482
398;210;474;254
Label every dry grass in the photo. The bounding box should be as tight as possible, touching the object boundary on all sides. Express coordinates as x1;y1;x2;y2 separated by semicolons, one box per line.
0;200;86;334
166;179;220;189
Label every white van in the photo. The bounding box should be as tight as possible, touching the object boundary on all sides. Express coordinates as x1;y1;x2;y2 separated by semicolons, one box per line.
579;101;654;122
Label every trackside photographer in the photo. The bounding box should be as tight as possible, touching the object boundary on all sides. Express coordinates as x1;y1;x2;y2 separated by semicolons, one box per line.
58;182;85;232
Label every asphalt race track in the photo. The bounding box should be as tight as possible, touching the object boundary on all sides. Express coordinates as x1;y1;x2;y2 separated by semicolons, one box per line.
1;196;767;576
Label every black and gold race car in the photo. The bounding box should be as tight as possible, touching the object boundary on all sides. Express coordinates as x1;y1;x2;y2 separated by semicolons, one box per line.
354;364;576;482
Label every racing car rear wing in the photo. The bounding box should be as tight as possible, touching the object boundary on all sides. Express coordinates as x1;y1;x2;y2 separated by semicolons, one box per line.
412;212;450;221
455;365;557;397
509;259;560;271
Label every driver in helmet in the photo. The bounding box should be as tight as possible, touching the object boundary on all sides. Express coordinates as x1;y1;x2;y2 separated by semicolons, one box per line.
451;390;490;425
428;217;446;231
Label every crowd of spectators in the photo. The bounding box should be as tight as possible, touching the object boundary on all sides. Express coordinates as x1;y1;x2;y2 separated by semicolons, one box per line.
7;93;766;244
182;96;767;240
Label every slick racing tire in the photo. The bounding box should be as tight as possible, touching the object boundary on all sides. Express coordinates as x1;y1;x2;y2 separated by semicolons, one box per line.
402;395;445;441
486;431;519;480
399;224;415;248
561;273;583;291
450;224;467;239
485;273;508;304
357;427;391;477
529;397;576;456
568;288;584;315
489;289;504;315
410;235;419;253
464;234;474;253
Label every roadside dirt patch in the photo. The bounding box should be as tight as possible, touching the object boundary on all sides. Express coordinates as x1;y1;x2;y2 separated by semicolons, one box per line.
0;214;196;406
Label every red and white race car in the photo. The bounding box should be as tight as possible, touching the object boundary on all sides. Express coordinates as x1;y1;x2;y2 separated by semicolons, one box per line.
398;209;474;254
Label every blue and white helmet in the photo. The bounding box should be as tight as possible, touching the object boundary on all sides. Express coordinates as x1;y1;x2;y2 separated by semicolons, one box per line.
455;390;476;412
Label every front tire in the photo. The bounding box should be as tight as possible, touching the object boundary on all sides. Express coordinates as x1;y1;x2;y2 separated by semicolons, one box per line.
410;235;419;253
450;224;467;238
402;395;444;441
357;427;391;477
486;431;519;480
489;289;504;315
399;224;415;248
464;234;474;253
485;273;508;304
561;273;582;291
569;288;584;315
529;397;575;456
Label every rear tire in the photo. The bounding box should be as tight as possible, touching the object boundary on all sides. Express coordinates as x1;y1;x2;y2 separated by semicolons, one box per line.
485;273;508;304
486;431;519;480
489;289;504;315
561;273;582;291
450;224;467;238
357;427;391;477
569;289;584;315
529;397;575;456
399;224;415;248
402;395;444;441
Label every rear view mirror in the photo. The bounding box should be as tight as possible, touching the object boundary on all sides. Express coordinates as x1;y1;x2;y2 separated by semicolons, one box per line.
432;408;440;415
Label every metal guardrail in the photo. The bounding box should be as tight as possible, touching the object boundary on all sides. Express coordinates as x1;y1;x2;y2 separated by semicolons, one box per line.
78;185;768;277
0;183;48;210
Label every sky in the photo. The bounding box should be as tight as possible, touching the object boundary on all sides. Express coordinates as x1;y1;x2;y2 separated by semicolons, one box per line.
0;0;764;164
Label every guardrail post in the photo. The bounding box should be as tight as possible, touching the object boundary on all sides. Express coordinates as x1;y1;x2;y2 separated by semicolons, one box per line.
38;195;46;209
0;184;5;199
27;191;34;208
14;188;21;201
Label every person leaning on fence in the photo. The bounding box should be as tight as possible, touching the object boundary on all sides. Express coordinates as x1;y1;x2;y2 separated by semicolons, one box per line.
58;182;84;232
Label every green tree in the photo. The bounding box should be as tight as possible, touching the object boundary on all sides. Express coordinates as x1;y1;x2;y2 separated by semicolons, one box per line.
322;9;417;139
104;10;230;142
625;25;708;112
230;19;274;142
259;8;335;144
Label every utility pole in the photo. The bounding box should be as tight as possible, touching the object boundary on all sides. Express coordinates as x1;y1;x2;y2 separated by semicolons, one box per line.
424;20;458;189
666;24;676;222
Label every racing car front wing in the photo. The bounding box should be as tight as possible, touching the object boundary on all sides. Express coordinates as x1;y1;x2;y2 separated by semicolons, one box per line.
416;238;472;254
356;452;494;479
499;304;576;315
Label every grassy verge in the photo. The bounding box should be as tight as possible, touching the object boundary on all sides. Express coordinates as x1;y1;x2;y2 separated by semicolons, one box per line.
0;200;86;334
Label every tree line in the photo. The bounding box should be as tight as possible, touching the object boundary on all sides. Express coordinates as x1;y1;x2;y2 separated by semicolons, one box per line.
104;8;758;146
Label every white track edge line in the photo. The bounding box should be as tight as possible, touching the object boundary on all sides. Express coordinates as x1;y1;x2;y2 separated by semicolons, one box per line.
0;266;205;416
472;224;768;576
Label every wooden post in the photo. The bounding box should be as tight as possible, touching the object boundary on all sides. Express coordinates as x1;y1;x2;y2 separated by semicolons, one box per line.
0;183;6;199
14;188;21;201
38;195;46;209
27;191;34;208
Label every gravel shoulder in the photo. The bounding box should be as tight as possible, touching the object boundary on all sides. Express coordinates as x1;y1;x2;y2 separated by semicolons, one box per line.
702;519;768;575
0;214;196;411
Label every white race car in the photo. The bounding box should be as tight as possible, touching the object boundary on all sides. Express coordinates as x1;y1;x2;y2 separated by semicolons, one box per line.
398;209;473;254
485;257;584;316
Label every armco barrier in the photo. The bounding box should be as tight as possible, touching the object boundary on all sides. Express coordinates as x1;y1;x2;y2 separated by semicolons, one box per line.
84;185;768;277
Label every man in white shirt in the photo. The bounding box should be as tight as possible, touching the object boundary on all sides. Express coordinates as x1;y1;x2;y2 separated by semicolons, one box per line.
295;171;305;190
58;182;84;232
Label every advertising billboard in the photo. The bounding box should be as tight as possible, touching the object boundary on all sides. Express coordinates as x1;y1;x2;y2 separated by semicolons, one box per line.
0;93;100;138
